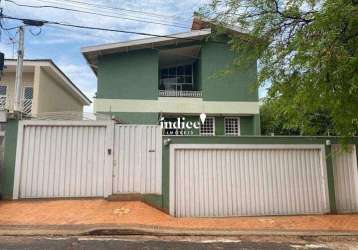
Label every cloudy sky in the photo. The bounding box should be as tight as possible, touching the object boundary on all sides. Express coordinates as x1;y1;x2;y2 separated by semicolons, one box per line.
0;0;265;112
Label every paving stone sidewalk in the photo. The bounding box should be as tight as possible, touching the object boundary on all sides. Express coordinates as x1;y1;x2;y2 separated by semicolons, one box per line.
0;199;357;235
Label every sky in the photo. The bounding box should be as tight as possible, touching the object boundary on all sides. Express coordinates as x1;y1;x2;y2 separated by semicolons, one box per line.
0;0;265;113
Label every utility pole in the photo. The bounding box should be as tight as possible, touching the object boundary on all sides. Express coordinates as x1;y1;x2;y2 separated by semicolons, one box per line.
14;25;24;112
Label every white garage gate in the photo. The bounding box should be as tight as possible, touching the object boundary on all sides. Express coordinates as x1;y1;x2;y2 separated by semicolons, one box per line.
12;120;163;199
332;144;358;213
112;125;162;194
13;120;114;199
170;144;330;217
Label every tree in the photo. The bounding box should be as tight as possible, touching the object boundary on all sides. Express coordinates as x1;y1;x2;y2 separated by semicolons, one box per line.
199;0;358;136
260;99;335;135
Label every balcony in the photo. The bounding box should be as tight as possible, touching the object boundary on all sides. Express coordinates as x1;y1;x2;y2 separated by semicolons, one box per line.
0;96;33;115
159;90;202;97
159;47;201;98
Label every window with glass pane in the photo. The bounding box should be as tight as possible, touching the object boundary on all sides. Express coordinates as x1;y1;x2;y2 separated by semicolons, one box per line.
0;85;7;108
224;117;240;135
23;87;33;99
160;64;193;90
0;85;7;96
160;69;168;78
200;117;215;135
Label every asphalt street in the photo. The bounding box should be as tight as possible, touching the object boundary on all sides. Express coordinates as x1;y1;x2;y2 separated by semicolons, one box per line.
0;235;357;250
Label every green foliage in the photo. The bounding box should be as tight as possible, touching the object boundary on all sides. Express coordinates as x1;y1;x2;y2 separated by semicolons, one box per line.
200;0;358;136
260;100;335;135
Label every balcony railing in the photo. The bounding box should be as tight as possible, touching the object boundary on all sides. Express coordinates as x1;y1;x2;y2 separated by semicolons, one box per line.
0;96;7;110
22;99;33;114
0;96;33;114
159;90;202;98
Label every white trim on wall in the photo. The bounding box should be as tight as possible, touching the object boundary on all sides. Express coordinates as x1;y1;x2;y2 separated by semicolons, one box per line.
94;98;260;115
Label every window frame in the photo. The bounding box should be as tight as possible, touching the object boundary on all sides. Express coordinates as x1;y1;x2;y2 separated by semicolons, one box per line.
0;85;7;97
0;85;7;109
23;86;34;100
224;117;241;136
159;63;194;91
199;117;215;136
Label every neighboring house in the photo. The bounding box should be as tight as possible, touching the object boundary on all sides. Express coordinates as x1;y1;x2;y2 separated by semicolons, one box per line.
0;59;91;115
82;18;260;135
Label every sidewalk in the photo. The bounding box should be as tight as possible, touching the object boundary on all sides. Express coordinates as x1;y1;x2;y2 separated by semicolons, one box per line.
0;199;358;236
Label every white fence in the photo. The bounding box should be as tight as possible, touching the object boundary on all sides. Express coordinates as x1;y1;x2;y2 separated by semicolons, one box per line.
10;119;358;217
12;121;162;199
170;144;330;217
113;125;162;194
13;120;114;199
332;144;358;213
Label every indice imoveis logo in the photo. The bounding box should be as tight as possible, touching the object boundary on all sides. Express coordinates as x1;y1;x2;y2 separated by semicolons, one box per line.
160;113;206;135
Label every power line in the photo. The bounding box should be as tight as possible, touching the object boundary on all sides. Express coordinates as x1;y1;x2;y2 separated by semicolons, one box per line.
48;0;185;20
1;15;219;43
29;26;42;36
5;0;190;29
38;0;192;25
0;20;17;30
0;0;17;47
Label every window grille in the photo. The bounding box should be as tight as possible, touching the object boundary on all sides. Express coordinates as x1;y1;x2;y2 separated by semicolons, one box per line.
224;117;240;136
200;117;215;135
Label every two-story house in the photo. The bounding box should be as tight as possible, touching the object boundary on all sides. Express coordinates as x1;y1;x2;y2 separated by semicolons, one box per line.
1;59;91;116
81;18;260;135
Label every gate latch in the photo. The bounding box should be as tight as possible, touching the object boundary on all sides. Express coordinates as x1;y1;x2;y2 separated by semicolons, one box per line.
149;149;155;152
108;148;112;155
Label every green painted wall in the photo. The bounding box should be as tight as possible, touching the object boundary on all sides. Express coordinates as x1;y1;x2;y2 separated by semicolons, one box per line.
325;145;337;213
96;40;258;103
95;39;259;132
240;116;255;135
0;119;18;199
143;194;163;210
102;112;259;135
200;41;258;102
97;49;159;100
215;117;225;135
253;114;261;135
162;115;258;136
109;112;159;124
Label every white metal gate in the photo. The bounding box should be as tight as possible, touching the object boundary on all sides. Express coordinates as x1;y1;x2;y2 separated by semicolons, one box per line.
13;120;114;199
332;144;358;213
170;144;330;217
113;125;162;194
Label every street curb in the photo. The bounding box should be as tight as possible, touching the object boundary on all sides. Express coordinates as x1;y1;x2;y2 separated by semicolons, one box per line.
0;225;358;237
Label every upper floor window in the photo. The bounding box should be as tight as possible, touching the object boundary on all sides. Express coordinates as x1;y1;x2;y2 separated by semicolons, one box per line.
23;86;33;100
0;85;7;96
0;85;7;109
22;87;33;114
200;117;215;136
224;117;240;136
160;64;193;91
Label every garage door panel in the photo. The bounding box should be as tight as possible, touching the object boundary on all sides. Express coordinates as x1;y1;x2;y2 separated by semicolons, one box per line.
332;144;358;213
170;145;330;217
14;121;111;199
113;125;162;194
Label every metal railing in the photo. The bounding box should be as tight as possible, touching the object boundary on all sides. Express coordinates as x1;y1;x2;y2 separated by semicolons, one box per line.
22;99;32;114
0;96;7;110
159;90;202;97
0;97;32;114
